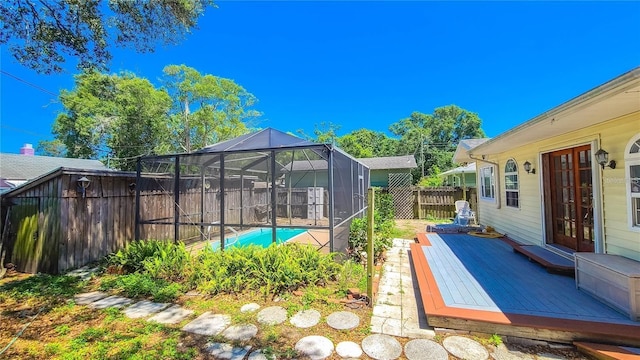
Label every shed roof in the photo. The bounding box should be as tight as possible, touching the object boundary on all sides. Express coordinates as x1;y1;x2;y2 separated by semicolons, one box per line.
0;153;108;181
359;155;417;170
197;128;316;153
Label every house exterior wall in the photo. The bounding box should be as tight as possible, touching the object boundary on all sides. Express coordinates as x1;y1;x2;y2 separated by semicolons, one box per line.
370;169;411;188
476;111;640;261
443;173;477;187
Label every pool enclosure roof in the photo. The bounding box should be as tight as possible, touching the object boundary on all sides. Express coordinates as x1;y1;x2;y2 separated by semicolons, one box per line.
196;128;317;153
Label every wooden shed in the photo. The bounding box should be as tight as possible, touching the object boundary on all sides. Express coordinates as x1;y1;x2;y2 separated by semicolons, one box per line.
0;167;138;274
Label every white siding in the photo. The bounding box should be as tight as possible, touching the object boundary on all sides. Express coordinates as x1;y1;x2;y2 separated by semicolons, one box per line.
476;111;640;261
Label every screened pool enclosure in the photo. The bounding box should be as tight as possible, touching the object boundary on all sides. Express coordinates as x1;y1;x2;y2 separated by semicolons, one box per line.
134;128;369;253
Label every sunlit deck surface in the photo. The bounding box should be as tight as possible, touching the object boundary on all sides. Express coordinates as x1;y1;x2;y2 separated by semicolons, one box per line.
411;233;640;346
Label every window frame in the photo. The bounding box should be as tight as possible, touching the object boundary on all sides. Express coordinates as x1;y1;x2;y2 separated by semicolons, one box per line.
625;134;640;231
504;159;519;208
479;165;496;201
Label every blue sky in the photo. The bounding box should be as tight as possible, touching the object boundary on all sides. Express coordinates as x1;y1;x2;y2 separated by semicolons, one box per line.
1;1;639;154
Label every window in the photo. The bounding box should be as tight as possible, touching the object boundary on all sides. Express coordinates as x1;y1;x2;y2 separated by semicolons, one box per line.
626;134;640;229
480;166;495;200
505;159;519;207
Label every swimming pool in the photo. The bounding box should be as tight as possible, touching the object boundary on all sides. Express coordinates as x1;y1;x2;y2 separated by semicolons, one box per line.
213;228;307;249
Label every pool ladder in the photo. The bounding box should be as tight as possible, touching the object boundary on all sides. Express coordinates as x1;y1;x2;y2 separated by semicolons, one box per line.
224;227;239;247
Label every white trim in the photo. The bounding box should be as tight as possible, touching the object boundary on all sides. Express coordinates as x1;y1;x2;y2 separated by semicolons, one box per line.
591;139;605;254
504;158;519;208
624;133;640;231
479;165;496;202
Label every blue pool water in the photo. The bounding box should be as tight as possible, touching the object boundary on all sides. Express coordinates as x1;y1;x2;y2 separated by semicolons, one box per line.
213;228;307;249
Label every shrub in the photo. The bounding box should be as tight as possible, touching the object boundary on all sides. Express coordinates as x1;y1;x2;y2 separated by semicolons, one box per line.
348;189;395;263
189;243;340;298
107;239;191;281
99;273;182;302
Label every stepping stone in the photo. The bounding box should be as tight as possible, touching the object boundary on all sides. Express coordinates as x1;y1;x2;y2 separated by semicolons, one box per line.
326;311;360;330
222;324;258;342
66;266;99;281
336;341;363;358
123;300;170;319
148;304;194;324
289;309;321;328
257;306;287;325
205;342;251;360
404;339;448;360
491;344;535;360
295;335;334;360
88;295;133;310
362;334;402;360
241;303;261;313
182;312;231;336
247;350;270;360
442;336;489;360
74;291;108;305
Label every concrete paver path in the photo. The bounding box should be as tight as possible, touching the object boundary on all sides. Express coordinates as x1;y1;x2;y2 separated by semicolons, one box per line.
182;312;231;336
147;304;194;324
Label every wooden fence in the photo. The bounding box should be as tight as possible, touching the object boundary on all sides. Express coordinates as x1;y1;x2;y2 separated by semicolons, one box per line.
1;169;333;274
414;186;477;220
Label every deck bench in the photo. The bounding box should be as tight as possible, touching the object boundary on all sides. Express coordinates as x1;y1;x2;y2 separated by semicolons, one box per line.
575;253;640;321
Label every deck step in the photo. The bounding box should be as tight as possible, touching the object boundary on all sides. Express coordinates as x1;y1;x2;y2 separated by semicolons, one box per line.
501;239;574;275
574;342;640;360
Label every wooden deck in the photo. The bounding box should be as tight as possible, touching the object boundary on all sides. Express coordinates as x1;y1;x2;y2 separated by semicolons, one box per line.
411;233;640;346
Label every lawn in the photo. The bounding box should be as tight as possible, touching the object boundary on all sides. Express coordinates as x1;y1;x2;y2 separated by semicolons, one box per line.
0;242;374;359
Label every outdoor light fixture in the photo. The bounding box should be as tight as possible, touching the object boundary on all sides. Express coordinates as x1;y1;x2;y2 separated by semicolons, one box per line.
77;176;91;198
595;148;616;169
128;182;136;193
523;161;536;174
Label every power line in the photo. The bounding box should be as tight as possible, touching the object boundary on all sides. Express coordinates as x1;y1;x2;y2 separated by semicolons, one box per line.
0;70;58;97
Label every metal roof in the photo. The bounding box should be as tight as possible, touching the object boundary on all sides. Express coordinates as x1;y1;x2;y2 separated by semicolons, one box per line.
197;128;317;153
0;153;109;181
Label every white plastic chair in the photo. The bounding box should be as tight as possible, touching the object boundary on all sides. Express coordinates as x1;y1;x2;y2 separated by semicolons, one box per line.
454;200;477;225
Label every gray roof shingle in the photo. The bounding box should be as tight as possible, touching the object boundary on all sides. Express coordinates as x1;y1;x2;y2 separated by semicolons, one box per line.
0;153;108;181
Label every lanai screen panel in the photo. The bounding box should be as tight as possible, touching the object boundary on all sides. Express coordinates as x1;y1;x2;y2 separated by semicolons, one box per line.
135;128;369;252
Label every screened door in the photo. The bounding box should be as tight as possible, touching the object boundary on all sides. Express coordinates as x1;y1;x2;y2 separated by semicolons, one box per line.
543;145;594;252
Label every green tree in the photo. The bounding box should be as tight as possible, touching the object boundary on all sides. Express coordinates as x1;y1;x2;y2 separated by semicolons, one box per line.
390;105;486;182
297;122;341;145
53;71;172;169
162;64;260;152
0;0;214;74
337;129;398;158
36;139;67;157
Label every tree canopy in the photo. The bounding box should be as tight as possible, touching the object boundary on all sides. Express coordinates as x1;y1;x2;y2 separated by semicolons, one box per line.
390;105;485;182
162;65;260;153
302;105;486;184
49;66;259;170
0;0;214;74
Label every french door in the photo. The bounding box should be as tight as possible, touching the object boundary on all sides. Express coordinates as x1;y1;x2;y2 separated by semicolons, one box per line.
543;145;595;252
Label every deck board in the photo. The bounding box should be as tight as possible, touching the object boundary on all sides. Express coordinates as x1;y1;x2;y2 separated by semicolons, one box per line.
421;233;639;325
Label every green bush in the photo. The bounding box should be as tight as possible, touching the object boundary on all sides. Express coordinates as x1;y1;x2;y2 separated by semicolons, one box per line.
189;243;340;298
107;239;191;281
99;273;182;302
348;189;395;263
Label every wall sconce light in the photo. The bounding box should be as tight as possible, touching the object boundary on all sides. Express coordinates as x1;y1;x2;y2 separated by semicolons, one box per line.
128;182;136;193
595;148;616;169
77;176;91;198
523;161;536;174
